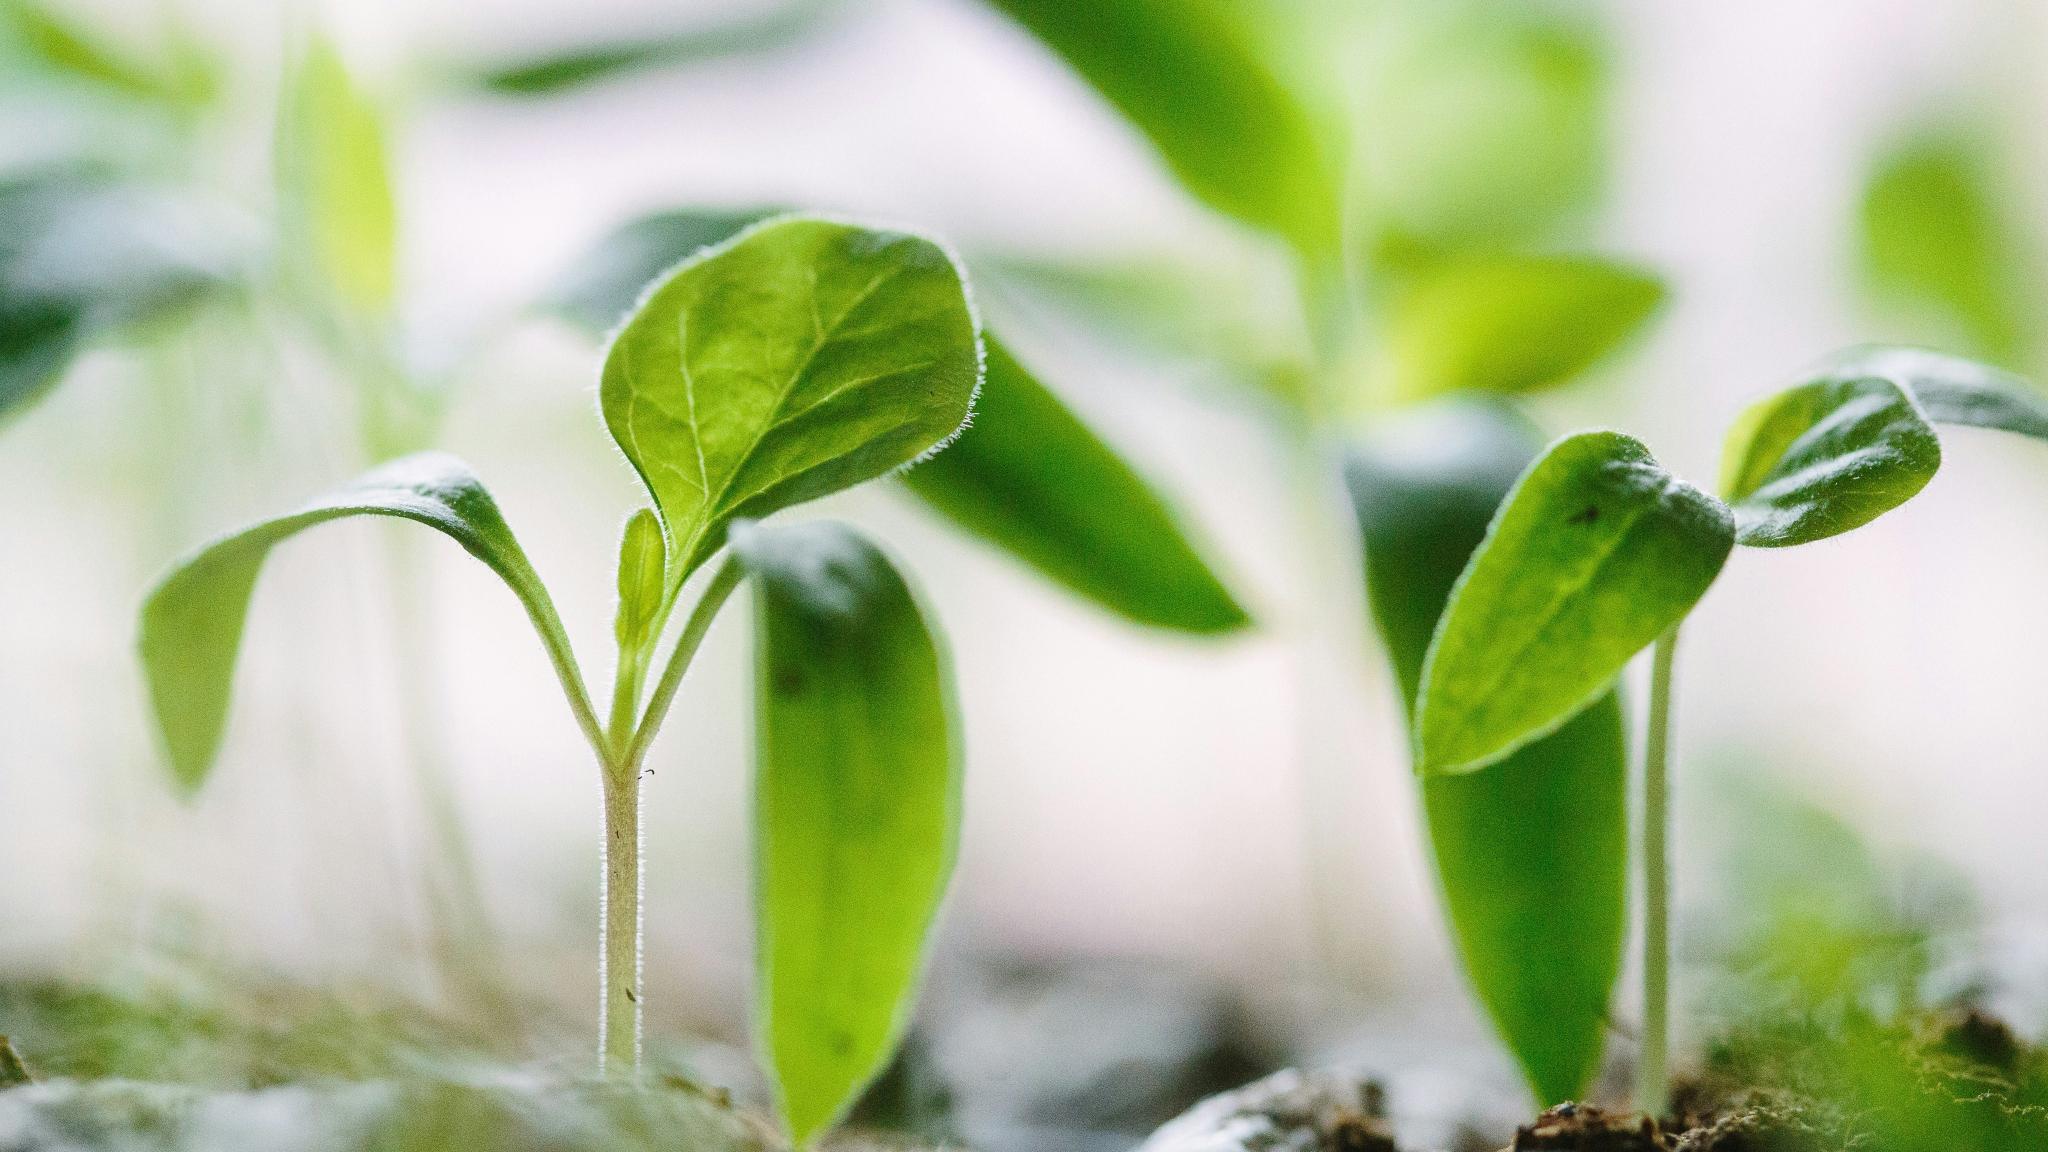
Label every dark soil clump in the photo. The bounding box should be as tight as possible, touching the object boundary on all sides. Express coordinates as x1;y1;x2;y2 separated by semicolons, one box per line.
1509;1102;1666;1151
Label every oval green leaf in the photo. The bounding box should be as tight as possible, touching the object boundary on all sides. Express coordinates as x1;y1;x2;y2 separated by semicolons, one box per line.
1374;254;1664;403
1823;344;2048;442
901;338;1249;634
600;217;980;588
612;507;667;658
980;0;1336;253
139;452;593;794
278;36;397;314
1347;401;1626;1104
1418;430;1733;776
1719;374;1941;548
733;520;958;1148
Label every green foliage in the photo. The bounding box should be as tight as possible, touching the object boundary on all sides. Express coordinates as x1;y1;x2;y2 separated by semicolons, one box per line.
138;452;589;795
0;0;218;107
736;521;959;1147
468;0;841;95
1371;254;1664;402
903;339;1250;633
1416;431;1733;776
551;208;777;331
1829;344;2048;442
277;36;397;314
1347;400;1627;1104
611;508;668;659
600;217;980;588
1719;375;1941;548
980;0;1337;253
1859;123;2041;368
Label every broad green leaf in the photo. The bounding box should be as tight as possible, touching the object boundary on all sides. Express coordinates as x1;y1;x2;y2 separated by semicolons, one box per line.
549;208;777;331
901;339;1249;633
1346;401;1626;1104
1823;344;2048;442
612;508;667;657
1719;375;1941;548
1418;431;1733;776
734;520;958;1147
1372;254;1663;403
278;37;397;313
140;452;590;794
981;0;1337;252
469;0;841;95
1858;124;2040;367
600;217;979;587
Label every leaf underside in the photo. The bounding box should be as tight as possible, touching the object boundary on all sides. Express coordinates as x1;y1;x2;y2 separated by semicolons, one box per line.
600;217;980;588
1825;344;2048;442
138;453;575;793
1346;399;1627;1104
735;520;958;1148
1417;430;1733;776
1720;374;1941;548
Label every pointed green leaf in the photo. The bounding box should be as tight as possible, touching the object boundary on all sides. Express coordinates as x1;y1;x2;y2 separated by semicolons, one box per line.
980;0;1336;252
1373;254;1664;403
1720;375;1941;548
139;453;593;793
600;217;980;586
548;207;777;331
1823;344;2048;442
734;520;958;1148
1858;124;2041;367
901;338;1249;634
1418;431;1732;776
612;508;667;657
468;0;840;95
278;36;397;313
1;0;217;106
1347;402;1626;1104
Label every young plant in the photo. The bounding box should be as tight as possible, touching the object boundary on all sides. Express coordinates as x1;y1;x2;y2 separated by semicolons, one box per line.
138;216;980;1145
1412;345;2048;1112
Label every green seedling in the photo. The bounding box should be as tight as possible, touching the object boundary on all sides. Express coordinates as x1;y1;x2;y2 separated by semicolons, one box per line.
1413;345;2048;1112
138;217;980;1146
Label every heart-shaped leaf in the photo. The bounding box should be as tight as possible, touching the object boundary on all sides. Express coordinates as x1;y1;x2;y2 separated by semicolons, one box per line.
1719;374;1941;548
901;338;1249;634
1373;254;1664;403
1824;344;2048;442
1418;431;1732;776
601;217;980;589
734;520;958;1148
139;453;594;793
980;0;1335;253
1347;400;1627;1105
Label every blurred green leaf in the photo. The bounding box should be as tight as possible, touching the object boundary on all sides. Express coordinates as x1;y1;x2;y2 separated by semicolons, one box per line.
139;453;588;794
1859;124;2041;368
1827;344;2048;441
278;36;397;313
1346;400;1627;1104
469;0;842;95
1418;430;1732;776
903;338;1249;634
1720;375;1940;548
600;217;979;587
1354;2;1608;259
0;0;217;107
981;0;1337;252
735;520;958;1147
549;207;777;331
1372;253;1663;403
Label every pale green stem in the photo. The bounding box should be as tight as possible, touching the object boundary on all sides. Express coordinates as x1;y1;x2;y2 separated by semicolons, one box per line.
595;556;747;1077
1640;625;1679;1116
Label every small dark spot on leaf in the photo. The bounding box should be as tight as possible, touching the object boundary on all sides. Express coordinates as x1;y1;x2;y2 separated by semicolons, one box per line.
625;987;638;1003
774;666;806;695
1568;505;1601;525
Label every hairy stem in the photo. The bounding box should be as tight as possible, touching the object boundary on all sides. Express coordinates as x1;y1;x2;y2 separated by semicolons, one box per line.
599;756;643;1078
629;559;745;765
1640;625;1679;1116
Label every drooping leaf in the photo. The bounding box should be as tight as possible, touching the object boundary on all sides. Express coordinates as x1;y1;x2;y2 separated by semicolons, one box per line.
1822;344;2048;442
139;453;591;794
1418;431;1733;776
1372;253;1664;403
277;36;397;313
1719;375;1941;548
549;207;777;331
901;338;1248;633
980;0;1336;253
1346;401;1627;1104
734;520;958;1147
469;0;842;95
600;217;980;587
1858;124;2041;367
0;172;233;424
612;507;667;658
